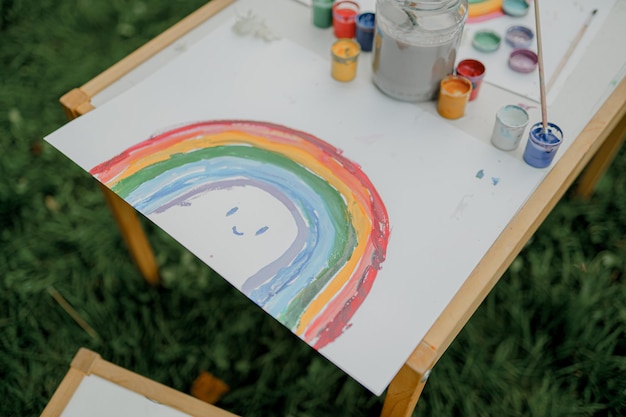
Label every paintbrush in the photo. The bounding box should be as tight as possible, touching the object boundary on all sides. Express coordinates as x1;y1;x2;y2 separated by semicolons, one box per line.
547;8;598;92
533;0;548;131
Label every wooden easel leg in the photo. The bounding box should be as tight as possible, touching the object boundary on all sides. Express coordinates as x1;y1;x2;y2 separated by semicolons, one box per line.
99;183;160;285
381;341;437;417
381;364;429;417
61;90;160;285
574;113;626;199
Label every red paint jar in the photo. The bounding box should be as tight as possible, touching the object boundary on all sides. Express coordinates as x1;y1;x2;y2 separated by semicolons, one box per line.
332;1;360;38
456;59;486;101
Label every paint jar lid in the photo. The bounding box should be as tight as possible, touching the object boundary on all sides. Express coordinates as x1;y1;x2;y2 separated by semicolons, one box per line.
472;30;501;52
457;59;486;77
508;49;538;73
502;0;530;17
440;75;472;95
505;26;534;48
331;38;361;62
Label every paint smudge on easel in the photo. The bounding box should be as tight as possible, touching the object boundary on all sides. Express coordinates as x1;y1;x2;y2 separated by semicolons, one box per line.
516;102;537;111
475;169;500;186
232;9;281;41
451;194;474;220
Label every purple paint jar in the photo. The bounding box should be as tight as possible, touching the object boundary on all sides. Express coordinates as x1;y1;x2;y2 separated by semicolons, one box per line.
523;122;563;168
505;25;534;48
356;12;375;52
509;49;538;73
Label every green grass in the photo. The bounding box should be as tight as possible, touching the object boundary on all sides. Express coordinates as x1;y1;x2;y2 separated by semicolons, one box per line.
1;1;625;416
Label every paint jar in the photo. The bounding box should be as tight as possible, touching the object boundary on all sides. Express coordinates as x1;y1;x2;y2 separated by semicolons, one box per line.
456;59;485;101
502;0;529;17
505;26;534;48
355;12;375;52
472;30;501;53
372;0;468;102
523;122;564;168
490;105;529;151
508;49;538;73
331;38;361;82
312;0;334;28
437;75;472;119
332;1;360;38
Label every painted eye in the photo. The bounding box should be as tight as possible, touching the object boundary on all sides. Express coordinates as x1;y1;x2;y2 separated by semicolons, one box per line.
255;226;269;236
226;206;239;216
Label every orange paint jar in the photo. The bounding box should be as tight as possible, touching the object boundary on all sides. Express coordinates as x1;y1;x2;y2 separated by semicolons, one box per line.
437;75;472;119
331;39;360;82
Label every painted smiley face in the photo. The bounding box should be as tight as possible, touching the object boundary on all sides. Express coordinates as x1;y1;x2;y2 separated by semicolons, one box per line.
226;206;269;237
150;185;298;289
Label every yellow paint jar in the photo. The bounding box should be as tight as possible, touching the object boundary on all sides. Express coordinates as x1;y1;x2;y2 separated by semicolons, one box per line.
437;75;472;119
331;39;360;82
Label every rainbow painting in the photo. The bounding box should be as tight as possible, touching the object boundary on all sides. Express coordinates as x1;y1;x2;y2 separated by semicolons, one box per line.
90;120;390;349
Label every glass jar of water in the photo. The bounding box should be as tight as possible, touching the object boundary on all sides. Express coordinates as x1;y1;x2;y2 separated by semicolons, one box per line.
372;0;468;102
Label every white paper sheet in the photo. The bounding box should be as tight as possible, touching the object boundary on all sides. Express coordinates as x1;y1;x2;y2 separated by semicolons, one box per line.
300;0;616;104
60;376;190;417
45;19;551;395
458;0;616;104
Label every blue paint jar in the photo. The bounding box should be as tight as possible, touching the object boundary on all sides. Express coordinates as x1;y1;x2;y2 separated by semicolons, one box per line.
523;122;563;168
355;12;375;52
